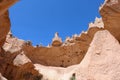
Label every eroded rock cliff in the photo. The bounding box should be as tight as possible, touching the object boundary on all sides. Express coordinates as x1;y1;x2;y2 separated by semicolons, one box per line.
100;0;120;41
0;0;18;49
1;0;120;80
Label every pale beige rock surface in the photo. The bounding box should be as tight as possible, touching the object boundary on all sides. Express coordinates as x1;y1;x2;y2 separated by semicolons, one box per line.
34;30;120;80
75;30;120;80
3;32;25;53
1;0;120;80
89;17;104;28
13;51;31;66
0;73;7;80
2;26;103;67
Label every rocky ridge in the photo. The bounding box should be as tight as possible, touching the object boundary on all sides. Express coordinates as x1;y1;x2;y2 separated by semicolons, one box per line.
0;0;120;80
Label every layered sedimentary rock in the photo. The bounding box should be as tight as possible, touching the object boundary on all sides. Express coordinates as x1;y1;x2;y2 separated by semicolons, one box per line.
100;0;120;41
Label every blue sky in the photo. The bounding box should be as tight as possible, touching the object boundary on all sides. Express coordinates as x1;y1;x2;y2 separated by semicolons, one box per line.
9;0;104;46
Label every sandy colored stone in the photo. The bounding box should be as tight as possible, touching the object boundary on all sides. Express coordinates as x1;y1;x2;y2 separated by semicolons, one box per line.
14;62;43;80
100;0;120;41
0;73;7;80
0;11;10;47
0;0;18;48
34;30;120;80
3;26;103;67
1;0;120;80
3;33;25;53
52;32;62;47
0;0;18;16
0;50;43;80
13;51;31;66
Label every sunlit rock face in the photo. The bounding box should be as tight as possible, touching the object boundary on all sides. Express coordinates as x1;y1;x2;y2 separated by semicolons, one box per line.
89;17;104;28
34;30;120;80
2;25;103;68
1;0;120;80
13;52;31;66
3;32;25;53
100;0;120;42
52;32;63;47
18;26;103;67
75;30;120;80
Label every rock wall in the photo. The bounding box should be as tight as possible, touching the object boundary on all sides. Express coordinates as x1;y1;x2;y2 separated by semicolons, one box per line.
0;73;7;80
22;27;103;67
1;0;120;80
34;30;120;80
100;0;120;41
0;0;18;48
3;24;103;67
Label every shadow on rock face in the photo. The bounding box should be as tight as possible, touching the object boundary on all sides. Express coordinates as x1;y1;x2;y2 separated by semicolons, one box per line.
14;62;43;80
0;49;43;80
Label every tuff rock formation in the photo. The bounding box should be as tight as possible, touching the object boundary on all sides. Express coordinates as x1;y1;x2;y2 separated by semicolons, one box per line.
34;30;120;80
52;32;62;47
1;0;120;80
0;73;7;80
100;0;120;41
0;0;18;50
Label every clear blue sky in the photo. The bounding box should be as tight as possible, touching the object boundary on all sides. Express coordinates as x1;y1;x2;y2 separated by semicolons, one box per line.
9;0;104;46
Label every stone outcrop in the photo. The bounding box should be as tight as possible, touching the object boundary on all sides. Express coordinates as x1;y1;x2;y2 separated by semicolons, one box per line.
2;18;104;67
0;73;7;80
1;0;120;80
3;32;25;53
52;32;62;47
14;62;43;80
0;0;18;48
0;50;43;80
89;17;104;28
0;11;10;48
0;0;18;16
75;30;120;80
100;0;120;41
34;30;120;80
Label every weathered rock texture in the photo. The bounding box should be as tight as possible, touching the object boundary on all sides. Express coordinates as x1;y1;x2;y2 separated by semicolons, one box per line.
34;30;120;80
0;0;18;48
0;11;10;48
3;26;103;67
52;32;62;46
100;0;120;41
1;0;120;80
0;0;18;16
0;50;43;80
0;73;7;80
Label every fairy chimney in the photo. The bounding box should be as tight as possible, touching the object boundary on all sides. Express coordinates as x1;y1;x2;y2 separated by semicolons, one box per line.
52;32;62;47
